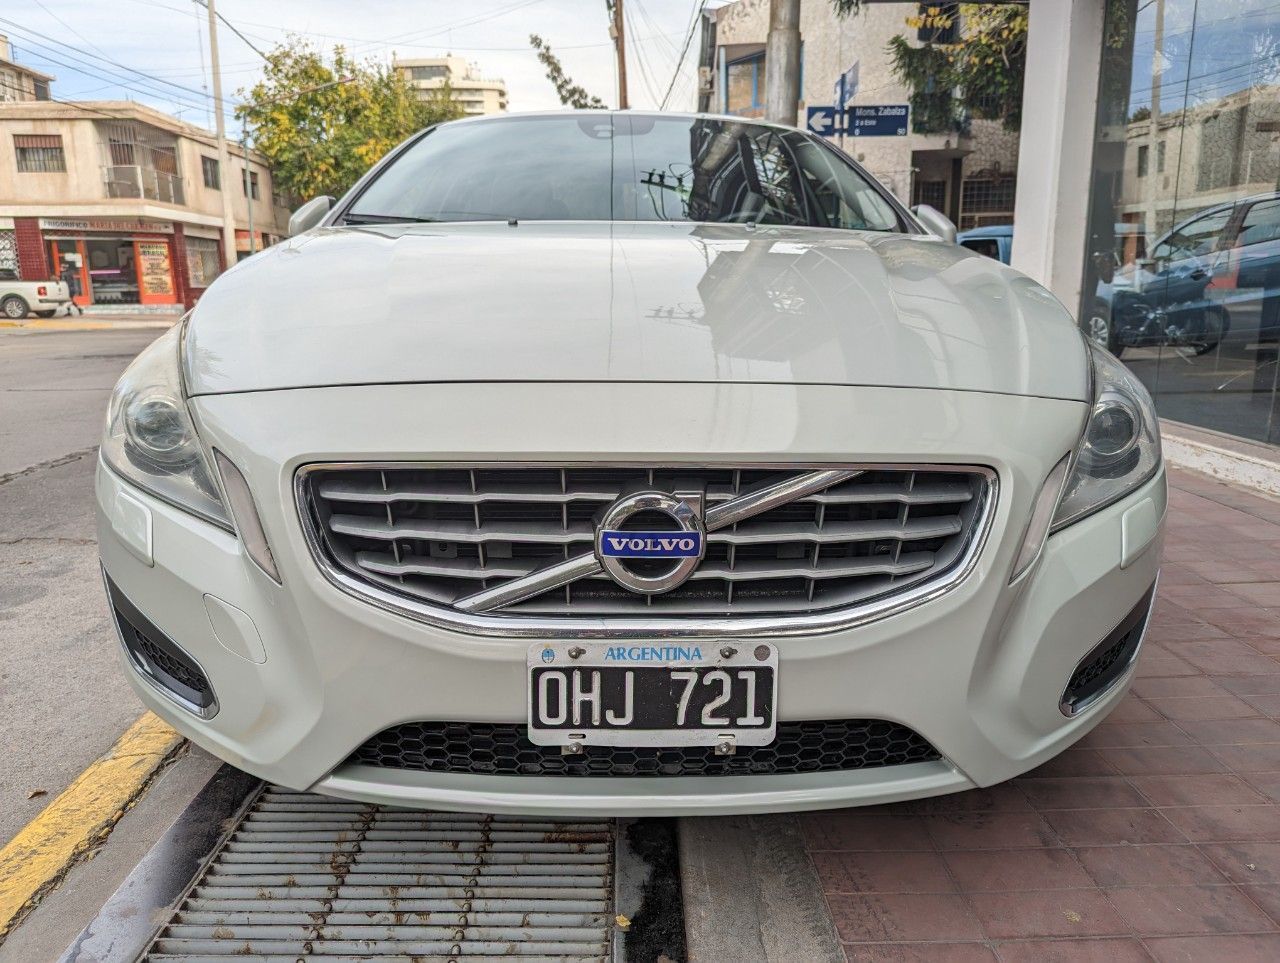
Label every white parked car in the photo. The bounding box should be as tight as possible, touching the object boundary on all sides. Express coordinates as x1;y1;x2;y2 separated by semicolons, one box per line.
96;112;1165;815
0;269;70;319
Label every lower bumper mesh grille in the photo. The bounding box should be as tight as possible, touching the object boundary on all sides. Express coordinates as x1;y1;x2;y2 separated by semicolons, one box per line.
347;720;940;778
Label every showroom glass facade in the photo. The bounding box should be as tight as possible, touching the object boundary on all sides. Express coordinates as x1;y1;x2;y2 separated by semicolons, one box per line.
1082;0;1280;445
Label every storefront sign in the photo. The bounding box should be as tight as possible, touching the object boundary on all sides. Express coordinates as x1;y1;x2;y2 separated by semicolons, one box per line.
137;241;174;297
39;218;174;234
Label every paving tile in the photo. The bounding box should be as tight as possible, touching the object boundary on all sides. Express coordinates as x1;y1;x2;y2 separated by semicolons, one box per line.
1099;746;1227;776
1223;582;1280;605
1021;749;1118;778
990;938;1150;962
1018;777;1150;811
1214;676;1280;696
1200;842;1280;883
1211;744;1280;772
1078;723;1194;748
922;812;1059;852
799;813;934;852
1146;934;1280;963
809;850;956;894
1130;676;1229;700
1129;774;1268;807
1241;885;1280;927
1241;694;1280;718
941;847;1093;892
843;943;998;962
1105;884;1277;936
1099;697;1164;724
1178;719;1280;745
1160;805;1280;843
1242;772;1280;804
900;784;1030;815
967;890;1128;939
826;893;984;942
1041;808;1187;846
1134;654;1201;678
1145;696;1261;722
1073;844;1229;887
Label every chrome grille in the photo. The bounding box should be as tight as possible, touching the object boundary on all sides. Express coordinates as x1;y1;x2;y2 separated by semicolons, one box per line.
299;464;993;624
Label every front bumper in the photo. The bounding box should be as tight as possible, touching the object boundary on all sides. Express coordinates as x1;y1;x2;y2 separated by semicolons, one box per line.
96;382;1165;815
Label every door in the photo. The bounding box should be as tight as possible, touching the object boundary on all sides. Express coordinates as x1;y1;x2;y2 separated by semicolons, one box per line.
48;239;90;305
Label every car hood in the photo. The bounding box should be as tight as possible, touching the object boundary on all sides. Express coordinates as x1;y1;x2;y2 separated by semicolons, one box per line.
184;221;1088;401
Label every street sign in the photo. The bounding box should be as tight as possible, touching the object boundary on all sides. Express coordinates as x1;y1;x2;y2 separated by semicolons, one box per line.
846;104;910;137
806;105;839;137
834;62;860;110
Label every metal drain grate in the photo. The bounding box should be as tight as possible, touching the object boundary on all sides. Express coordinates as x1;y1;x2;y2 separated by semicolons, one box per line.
142;787;615;960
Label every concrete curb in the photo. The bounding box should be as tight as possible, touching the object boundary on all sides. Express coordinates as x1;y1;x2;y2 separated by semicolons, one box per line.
679;814;844;963
1161;419;1280;500
0;713;182;941
0;318;176;331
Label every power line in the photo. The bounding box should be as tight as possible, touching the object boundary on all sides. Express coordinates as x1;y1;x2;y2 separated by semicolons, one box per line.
190;0;268;60
0;17;227;111
660;0;702;110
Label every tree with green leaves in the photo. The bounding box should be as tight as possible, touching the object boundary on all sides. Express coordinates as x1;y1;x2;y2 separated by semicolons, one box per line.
237;38;462;202
529;34;607;108
832;2;1028;134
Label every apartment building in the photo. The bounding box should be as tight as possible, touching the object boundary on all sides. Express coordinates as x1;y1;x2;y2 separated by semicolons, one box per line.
0;99;288;309
0;34;52;103
394;55;508;116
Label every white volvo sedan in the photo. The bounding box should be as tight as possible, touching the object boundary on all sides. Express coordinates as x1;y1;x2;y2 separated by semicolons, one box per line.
96;112;1165;815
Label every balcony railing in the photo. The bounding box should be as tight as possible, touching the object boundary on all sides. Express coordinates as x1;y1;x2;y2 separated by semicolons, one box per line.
103;165;185;205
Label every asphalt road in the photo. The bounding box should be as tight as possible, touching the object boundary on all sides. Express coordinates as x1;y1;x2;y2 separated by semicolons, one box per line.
0;328;164;842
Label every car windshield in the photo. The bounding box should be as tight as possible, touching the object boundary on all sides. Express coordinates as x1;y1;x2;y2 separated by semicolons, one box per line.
344;114;905;233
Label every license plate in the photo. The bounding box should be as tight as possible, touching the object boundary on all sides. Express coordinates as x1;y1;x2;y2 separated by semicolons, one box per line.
527;642;777;747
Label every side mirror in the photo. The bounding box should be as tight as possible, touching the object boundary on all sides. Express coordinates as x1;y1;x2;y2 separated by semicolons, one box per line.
288;195;334;237
911;204;958;244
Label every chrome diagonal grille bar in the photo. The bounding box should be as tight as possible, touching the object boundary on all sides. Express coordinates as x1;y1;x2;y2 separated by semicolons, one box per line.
453;469;865;614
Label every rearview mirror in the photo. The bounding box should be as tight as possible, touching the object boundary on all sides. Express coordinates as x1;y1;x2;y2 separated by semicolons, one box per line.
911;204;958;244
288;195;334;237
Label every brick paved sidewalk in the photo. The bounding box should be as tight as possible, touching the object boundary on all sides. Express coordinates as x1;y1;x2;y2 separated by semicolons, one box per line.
800;467;1280;962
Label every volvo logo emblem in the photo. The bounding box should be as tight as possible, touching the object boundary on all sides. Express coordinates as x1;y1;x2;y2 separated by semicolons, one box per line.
595;490;706;595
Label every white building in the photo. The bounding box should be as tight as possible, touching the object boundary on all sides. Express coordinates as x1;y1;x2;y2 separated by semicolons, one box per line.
394;55;508;117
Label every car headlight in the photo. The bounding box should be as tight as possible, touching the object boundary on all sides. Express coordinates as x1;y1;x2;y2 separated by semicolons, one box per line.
1052;342;1161;531
102;323;231;530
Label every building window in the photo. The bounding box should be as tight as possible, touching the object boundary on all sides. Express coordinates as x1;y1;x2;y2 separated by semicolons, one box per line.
726;53;765;113
913;179;947;210
917;3;960;44
0;229;18;276
242;169;259;200
202;155;220;189
186;236;222;288
408;65;449;81
1136;144;1149;177
14;134;66;172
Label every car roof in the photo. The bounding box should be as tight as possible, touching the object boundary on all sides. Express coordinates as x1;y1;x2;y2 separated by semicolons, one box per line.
957;225;1013;240
439;108;805;134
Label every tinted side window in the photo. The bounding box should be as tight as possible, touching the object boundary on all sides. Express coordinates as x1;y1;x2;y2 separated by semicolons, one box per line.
960;238;1001;260
1152;208;1231;260
1236;199;1280;247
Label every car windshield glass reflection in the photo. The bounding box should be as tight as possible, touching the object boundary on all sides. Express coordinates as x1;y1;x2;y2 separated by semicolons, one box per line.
345;115;904;232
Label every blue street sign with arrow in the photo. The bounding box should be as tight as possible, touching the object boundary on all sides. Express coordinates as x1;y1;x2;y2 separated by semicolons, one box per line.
846;104;910;136
806;106;839;137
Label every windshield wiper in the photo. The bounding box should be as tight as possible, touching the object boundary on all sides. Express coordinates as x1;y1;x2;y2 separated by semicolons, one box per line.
342;213;439;225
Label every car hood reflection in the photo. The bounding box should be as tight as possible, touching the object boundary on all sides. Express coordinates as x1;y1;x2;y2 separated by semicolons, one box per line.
184;221;1088;401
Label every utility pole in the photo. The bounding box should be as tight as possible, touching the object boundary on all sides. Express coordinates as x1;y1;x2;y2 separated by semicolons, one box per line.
205;0;238;268
610;0;629;109
764;0;801;126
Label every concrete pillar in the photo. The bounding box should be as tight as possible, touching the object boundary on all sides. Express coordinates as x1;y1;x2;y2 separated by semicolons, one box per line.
14;217;49;280
764;0;801;126
1009;0;1107;318
171;224;194;309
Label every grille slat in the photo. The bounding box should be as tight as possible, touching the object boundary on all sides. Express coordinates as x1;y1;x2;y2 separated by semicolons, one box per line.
303;465;991;620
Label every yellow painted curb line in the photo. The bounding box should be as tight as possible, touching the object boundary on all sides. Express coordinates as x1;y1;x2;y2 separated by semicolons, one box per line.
0;318;176;331
0;712;181;938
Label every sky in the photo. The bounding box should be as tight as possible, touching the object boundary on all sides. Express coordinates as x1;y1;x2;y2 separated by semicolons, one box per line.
1;0;727;132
